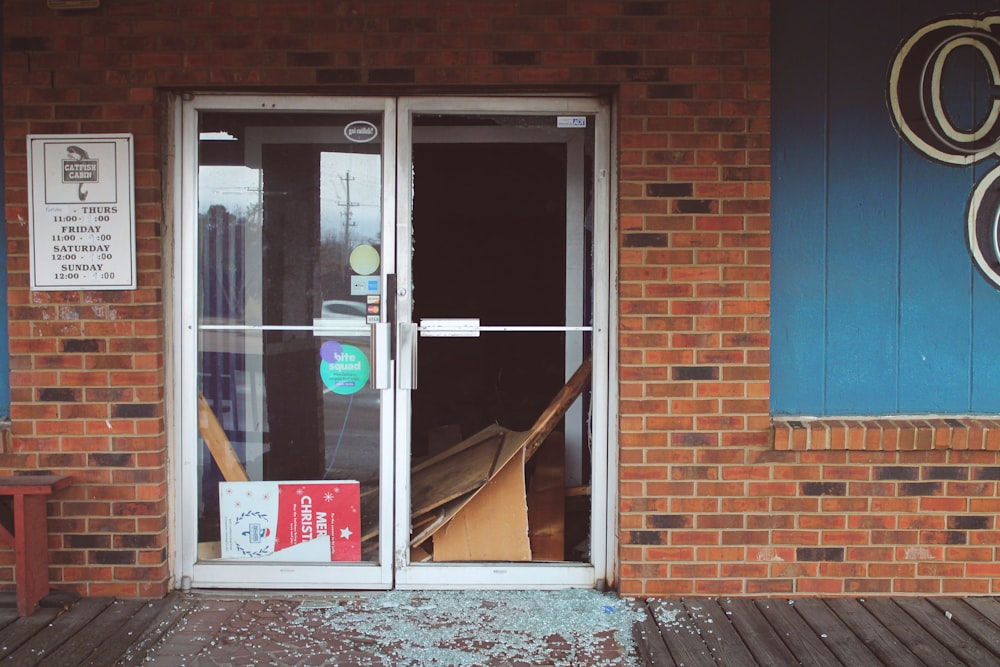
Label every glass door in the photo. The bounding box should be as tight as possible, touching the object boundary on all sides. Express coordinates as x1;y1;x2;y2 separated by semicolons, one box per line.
393;98;612;588
174;95;612;591
178;97;397;588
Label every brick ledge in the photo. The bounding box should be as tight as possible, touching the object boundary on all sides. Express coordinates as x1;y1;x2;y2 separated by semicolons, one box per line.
772;417;1000;451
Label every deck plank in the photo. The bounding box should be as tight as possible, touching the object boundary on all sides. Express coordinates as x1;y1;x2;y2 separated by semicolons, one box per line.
791;597;908;666
928;598;1000;660
630;601;677;667
4;597;115;667
681;598;758;665
719;598;799;666
112;593;196;667
857;598;964;667
41;598;148;667
81;597;185;667
822;598;928;667
0;606;61;660
752;599;844;667
0;609;19;635
892;597;999;665
648;599;718;666
962;597;1000;628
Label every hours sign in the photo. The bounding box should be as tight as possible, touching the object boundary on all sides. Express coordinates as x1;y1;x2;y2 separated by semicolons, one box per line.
27;134;137;291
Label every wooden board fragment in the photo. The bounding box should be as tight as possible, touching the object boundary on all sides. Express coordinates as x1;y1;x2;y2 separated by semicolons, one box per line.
526;432;565;561
409;425;511;517
197;393;249;482
523;357;591;461
433;449;531;561
197;541;221;559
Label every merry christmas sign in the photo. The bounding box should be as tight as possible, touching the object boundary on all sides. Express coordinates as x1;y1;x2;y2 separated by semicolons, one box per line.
219;481;361;561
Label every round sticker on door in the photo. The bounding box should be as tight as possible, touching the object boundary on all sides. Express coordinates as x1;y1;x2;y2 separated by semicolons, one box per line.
349;244;380;276
344;121;378;144
319;342;370;395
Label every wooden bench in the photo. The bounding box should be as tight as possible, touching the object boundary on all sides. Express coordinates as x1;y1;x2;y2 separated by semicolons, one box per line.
0;475;72;615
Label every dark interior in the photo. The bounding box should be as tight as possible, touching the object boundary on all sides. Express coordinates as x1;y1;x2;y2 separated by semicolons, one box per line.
409;142;569;457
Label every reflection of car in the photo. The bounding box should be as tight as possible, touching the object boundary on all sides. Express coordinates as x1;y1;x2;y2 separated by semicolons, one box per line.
321;300;367;321
313;300;368;334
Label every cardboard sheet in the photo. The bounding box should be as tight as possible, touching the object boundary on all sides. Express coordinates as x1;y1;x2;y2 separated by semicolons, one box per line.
433;449;531;561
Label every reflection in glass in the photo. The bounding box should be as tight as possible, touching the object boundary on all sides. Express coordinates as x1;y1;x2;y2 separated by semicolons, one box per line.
195;112;383;563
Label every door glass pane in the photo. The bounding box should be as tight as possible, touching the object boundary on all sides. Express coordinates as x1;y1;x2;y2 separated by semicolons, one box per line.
409;115;594;563
196;112;383;563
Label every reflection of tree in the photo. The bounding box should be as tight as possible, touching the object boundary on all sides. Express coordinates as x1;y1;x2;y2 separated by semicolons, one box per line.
199;202;261;320
319;227;348;300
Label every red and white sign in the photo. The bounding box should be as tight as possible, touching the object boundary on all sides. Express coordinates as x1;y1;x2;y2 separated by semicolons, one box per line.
219;481;361;561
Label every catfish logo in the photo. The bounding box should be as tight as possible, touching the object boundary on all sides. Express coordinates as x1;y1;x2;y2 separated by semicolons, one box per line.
62;145;98;202
888;13;1000;290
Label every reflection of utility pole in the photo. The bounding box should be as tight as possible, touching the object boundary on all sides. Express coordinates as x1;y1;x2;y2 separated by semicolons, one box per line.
340;172;357;267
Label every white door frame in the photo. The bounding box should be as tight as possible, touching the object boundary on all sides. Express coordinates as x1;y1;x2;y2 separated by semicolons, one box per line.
167;94;618;591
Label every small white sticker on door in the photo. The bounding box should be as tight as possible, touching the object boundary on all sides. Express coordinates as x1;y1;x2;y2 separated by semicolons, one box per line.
557;116;587;128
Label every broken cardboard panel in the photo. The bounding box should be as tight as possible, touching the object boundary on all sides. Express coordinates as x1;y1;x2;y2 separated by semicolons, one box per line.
362;357;591;557
433;449;532;562
526;432;566;561
412;358;590;558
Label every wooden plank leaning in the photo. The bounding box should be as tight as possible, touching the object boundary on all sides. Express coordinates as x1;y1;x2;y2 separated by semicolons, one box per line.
197;393;249;482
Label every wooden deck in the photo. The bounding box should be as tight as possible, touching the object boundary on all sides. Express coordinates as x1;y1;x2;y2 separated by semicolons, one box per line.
633;597;1000;666
3;591;1000;665
0;591;186;667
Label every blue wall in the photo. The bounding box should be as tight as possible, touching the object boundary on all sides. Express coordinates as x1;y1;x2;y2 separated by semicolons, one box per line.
772;0;1000;415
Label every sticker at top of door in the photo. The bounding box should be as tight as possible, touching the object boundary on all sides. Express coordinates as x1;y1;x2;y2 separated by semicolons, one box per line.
557;116;587;128
344;121;378;143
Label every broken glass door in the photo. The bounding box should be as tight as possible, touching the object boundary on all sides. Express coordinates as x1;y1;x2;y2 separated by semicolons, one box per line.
393;100;610;588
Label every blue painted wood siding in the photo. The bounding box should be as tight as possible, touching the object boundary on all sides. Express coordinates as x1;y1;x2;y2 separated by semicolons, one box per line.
772;0;1000;415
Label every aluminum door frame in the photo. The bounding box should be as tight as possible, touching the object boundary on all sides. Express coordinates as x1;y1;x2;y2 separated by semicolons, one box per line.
170;94;398;590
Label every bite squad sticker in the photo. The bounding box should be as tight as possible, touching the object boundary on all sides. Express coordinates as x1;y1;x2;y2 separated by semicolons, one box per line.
220;481;361;561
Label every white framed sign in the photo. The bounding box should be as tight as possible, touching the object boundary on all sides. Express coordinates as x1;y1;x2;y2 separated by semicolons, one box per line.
27;134;136;291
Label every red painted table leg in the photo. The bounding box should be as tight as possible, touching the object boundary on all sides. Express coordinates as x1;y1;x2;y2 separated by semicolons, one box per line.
0;476;72;616
15;494;50;616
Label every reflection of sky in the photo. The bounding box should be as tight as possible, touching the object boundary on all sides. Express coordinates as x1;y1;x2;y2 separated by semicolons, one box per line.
199;165;260;215
320;152;381;245
198;151;381;245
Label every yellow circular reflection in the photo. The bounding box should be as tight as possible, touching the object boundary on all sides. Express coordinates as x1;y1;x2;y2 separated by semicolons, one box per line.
349;244;380;276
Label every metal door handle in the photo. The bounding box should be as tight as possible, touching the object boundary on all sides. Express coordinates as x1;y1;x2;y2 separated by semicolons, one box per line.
399;322;418;390
369;322;391;390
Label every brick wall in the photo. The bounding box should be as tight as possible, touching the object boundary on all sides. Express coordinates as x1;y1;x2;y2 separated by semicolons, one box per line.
3;0;996;599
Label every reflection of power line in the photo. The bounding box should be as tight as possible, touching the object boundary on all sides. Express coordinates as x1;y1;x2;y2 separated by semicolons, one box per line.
340;172;358;229
340;172;358;263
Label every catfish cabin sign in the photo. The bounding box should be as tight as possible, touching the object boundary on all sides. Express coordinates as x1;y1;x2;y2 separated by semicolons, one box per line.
26;134;137;291
888;13;1000;291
